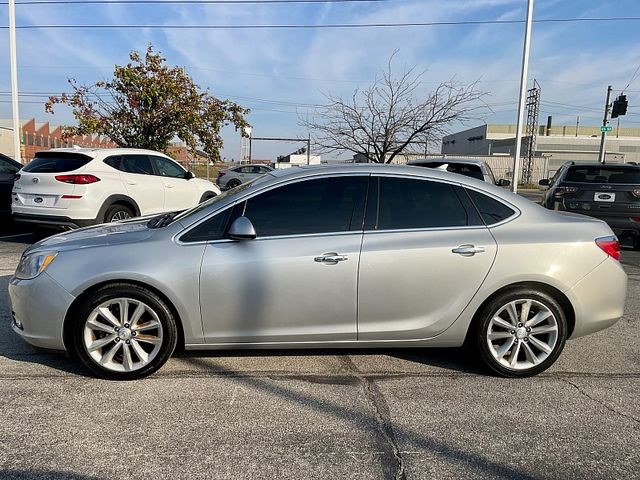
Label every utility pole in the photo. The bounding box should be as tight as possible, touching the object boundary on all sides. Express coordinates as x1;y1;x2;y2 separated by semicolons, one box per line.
9;0;21;163
575;115;579;137
598;85;612;164
511;0;534;193
307;134;310;165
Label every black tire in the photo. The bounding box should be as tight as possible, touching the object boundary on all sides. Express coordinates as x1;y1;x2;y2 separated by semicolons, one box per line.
104;204;134;223
472;288;568;378
69;283;178;380
227;179;242;189
199;192;217;203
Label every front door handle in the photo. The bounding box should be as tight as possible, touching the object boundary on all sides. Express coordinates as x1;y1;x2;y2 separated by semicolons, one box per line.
452;245;485;256
314;253;349;264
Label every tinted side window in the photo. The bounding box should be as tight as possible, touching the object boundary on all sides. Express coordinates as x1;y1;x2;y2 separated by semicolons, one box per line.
121;155;153;175
373;177;469;230
243;176;368;237
0;158;19;174
466;189;515;225
180;208;232;242
152;156;186;178
104;156;122;170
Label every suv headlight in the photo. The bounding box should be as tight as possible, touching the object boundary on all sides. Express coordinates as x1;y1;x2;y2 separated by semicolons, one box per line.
15;251;58;280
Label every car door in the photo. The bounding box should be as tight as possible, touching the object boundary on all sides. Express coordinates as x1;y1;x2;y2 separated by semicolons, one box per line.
150;155;197;210
0;155;20;213
119;155;165;215
195;175;368;343
357;175;497;340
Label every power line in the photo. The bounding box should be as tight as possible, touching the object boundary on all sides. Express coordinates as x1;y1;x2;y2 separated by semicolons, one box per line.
5;0;388;4
2;16;640;30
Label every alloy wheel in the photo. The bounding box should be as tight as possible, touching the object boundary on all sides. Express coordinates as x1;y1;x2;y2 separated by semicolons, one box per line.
110;210;131;222
486;299;559;370
83;298;164;373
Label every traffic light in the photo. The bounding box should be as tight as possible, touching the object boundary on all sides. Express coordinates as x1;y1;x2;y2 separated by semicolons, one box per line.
611;95;628;118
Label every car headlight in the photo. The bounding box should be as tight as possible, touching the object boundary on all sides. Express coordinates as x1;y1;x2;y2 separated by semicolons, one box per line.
15;251;58;280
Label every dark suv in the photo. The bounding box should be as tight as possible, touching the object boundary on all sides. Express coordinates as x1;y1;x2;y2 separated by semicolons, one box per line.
539;162;640;249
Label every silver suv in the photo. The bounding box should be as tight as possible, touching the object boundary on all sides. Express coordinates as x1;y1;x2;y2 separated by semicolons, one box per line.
217;164;273;190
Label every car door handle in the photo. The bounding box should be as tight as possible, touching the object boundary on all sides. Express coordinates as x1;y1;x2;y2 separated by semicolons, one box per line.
126;181;138;185
452;245;485;256
165;184;175;188
314;253;348;264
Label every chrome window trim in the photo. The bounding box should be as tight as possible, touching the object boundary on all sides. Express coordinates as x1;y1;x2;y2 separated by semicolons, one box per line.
175;172;371;245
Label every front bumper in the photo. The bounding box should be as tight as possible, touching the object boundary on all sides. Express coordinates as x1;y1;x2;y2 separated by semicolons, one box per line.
566;257;627;339
9;271;75;351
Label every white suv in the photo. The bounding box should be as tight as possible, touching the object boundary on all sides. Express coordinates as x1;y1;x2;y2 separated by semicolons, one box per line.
12;148;220;228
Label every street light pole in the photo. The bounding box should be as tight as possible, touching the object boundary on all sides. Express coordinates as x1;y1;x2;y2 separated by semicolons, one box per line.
598;85;612;164
9;0;21;163
511;0;534;194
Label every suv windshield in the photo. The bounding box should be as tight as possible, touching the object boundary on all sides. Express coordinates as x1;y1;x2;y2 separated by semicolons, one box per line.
22;153;93;173
564;165;640;184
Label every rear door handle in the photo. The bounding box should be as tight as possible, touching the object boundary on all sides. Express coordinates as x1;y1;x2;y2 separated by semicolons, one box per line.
314;253;349;264
126;181;137;185
452;245;485;256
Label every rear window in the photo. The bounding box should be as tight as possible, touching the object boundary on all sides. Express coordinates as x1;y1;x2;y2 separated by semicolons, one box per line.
466;189;516;225
414;162;484;181
22;153;92;173
564;166;640;184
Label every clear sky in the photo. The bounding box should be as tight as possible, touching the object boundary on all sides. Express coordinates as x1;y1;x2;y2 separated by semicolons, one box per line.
1;0;640;162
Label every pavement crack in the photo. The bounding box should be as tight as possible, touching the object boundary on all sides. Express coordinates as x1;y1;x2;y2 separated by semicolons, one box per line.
339;356;406;480
563;379;640;426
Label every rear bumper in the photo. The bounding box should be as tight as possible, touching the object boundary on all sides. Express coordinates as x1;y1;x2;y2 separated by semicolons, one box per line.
12;213;97;229
566;257;627;339
9;271;75;351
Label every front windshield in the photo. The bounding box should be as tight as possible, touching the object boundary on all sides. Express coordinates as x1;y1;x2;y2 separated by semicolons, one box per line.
170;175;269;224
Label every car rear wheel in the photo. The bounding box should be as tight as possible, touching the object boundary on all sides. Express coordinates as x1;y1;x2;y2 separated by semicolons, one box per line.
104;204;134;223
70;284;177;380
473;288;567;377
227;179;242;189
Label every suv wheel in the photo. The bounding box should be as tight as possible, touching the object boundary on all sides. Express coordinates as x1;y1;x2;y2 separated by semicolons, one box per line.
104;204;134;223
473;288;567;377
70;283;177;380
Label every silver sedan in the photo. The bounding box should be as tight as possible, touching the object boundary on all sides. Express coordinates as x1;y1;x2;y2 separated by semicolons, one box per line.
9;165;627;380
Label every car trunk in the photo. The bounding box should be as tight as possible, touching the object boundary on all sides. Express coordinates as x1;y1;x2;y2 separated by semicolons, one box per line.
13;152;93;209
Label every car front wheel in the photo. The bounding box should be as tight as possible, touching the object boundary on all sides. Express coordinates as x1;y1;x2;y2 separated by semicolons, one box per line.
70;284;177;380
474;288;568;377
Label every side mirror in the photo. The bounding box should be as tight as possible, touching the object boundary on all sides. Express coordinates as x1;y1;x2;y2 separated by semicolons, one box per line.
184;171;195;180
538;179;550;186
496;179;511;187
228;216;257;241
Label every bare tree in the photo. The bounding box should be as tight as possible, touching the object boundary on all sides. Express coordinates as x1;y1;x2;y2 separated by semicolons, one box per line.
300;54;487;163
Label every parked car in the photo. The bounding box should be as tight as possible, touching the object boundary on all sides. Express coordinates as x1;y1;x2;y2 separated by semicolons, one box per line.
0;152;22;215
11;148;220;229
217;164;273;190
408;157;510;187
9;164;626;380
539;162;640;250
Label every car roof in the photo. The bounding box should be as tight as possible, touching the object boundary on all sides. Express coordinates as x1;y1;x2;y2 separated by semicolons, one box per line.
38;147;173;159
561;161;640;169
408;157;489;167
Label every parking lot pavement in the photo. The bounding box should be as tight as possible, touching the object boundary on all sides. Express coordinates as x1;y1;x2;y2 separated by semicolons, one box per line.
0;235;639;479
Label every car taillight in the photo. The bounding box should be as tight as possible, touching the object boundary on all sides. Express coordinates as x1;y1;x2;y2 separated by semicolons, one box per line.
631;217;640;223
218;172;225;177
54;174;100;184
595;236;620;261
554;186;579;196
632;188;640;198
14;173;20;181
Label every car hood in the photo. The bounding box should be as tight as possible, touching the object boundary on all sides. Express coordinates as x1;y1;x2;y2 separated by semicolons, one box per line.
26;219;154;254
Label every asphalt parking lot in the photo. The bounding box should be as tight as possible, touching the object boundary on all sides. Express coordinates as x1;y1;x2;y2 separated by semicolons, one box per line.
0;218;638;479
